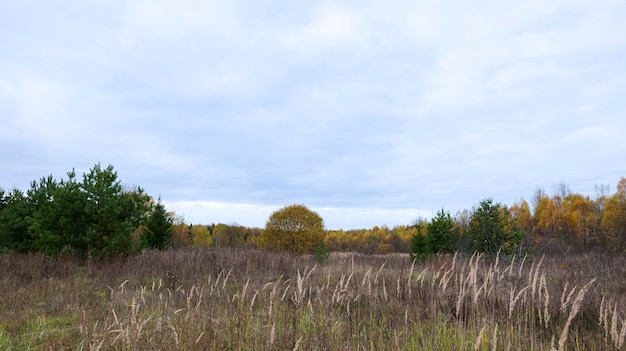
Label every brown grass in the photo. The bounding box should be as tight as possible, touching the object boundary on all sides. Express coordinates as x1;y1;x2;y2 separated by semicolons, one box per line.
1;249;625;350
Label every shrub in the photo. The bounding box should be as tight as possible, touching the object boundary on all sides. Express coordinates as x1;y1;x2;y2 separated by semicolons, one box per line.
260;204;325;255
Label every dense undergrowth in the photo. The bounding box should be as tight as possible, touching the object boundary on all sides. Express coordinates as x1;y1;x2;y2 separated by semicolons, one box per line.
1;249;625;350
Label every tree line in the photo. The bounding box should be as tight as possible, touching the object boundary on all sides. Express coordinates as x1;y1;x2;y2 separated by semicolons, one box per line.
2;164;625;258
154;176;626;257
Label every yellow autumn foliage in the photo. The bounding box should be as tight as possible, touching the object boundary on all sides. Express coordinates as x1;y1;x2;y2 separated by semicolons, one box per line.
260;204;325;255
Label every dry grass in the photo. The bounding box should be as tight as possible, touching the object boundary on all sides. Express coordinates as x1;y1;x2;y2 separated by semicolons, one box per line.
1;249;625;350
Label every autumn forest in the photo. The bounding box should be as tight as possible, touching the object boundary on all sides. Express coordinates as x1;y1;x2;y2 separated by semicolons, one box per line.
1;164;625;257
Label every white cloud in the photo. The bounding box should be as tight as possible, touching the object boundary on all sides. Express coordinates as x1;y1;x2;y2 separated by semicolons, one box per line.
281;5;364;55
0;70;85;141
164;200;428;229
2;0;625;229
117;0;234;44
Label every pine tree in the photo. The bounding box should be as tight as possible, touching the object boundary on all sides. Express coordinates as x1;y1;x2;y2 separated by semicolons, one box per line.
141;200;173;250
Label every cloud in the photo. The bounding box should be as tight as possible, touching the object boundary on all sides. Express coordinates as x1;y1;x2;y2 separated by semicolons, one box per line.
282;5;364;54
2;0;625;229
164;200;427;230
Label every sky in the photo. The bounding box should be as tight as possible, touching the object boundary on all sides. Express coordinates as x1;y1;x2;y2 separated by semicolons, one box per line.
1;1;625;230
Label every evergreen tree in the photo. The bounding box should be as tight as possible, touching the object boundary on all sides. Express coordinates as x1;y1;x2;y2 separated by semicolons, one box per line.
25;164;151;258
141;200;173;250
410;219;430;261
0;188;35;252
469;198;523;254
427;208;456;254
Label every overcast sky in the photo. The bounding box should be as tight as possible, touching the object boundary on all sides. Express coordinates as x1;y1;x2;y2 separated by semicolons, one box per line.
1;1;625;229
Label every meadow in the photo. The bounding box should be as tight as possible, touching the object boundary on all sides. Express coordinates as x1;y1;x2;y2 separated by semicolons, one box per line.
1;249;625;350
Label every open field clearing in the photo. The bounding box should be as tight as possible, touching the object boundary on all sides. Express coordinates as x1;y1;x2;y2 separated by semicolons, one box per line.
1;249;626;350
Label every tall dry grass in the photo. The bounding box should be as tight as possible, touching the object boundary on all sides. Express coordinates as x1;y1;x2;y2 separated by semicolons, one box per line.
1;249;625;350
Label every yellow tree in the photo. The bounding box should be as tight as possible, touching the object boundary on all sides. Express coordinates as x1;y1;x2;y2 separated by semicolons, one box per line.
167;214;192;248
510;199;533;249
533;195;560;237
191;225;212;247
601;177;626;250
260;204;325;255
510;199;532;233
213;223;247;247
560;194;598;247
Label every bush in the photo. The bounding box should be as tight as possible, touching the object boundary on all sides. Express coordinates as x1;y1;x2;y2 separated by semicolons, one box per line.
260;204;325;255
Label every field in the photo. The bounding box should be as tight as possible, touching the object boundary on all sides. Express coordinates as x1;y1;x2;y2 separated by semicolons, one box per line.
1;249;626;350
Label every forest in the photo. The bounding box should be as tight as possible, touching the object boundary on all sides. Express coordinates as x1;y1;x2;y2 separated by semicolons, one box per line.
1;164;626;258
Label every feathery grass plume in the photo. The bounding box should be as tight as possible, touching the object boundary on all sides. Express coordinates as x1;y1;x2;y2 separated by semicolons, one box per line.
530;255;544;301
169;323;179;345
474;323;487;350
492;322;498;351
361;267;372;288
195;285;204;310
241;279;250;302
518;253;527;277
469;252;481;288
250;290;259;311
407;259;415;298
618;315;626;349
494;249;501;278
296;269;304;299
332;274;345;304
466;257;479;303
186;285;197;309
560;284;578;314
351;255;355;273
439;264;455;294
195;331;204;345
210;270;223;297
507;253;516;277
457;261;466;288
268;280;278;319
485;265;496;299
417;267;429;288
557;278;596;350
508;285;529;320
269;322;275;347
324;267;331;291
473;279;485;304
305;264;317;281
456;278;467;319
383;278;388;302
119;280;129;294
346;270;354;288
396;275;401;298
432;264;444;289
375;261;386;284
281;283;291;301
293;336;303;351
541;274;550;328
599;295;606;327
560;282;570;313
611;303;619;346
599;296;609;343
222;269;232;289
